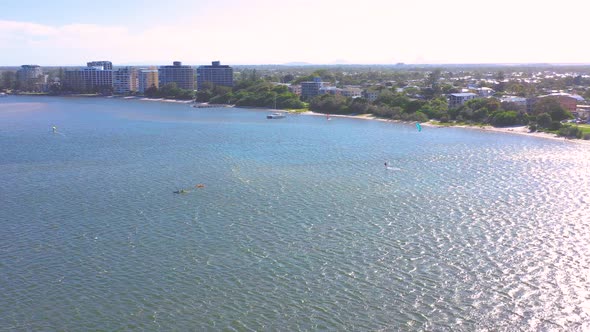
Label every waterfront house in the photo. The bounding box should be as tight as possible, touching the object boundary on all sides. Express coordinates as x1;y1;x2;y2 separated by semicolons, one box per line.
448;92;477;109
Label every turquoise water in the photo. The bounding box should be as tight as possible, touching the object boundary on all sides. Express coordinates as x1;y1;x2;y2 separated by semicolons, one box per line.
1;96;590;330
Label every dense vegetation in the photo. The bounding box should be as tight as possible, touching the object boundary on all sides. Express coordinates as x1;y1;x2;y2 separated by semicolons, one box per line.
145;83;194;100
196;72;304;109
301;66;578;131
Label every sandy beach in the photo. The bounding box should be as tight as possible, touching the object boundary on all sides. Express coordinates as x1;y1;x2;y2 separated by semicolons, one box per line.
299;111;590;145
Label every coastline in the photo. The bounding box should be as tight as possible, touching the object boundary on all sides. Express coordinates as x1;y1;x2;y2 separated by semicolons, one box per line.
299;111;590;145
4;94;588;144
114;96;194;104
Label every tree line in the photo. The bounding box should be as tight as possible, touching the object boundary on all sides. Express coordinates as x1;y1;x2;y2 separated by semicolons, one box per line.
309;88;581;137
196;75;305;109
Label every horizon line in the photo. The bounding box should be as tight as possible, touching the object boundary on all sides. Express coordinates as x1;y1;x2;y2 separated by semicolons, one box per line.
2;62;590;68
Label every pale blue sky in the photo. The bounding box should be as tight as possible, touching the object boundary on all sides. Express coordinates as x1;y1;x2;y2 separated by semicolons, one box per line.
1;0;589;66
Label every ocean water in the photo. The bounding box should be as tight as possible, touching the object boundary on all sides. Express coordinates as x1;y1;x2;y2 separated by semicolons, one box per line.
1;96;590;330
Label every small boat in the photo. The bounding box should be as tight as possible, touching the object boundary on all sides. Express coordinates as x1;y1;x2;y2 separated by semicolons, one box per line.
173;189;189;194
267;112;286;119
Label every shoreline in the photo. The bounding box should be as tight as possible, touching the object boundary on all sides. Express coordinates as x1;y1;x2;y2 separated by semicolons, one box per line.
300;111;590;145
4;94;588;144
112;96;194;104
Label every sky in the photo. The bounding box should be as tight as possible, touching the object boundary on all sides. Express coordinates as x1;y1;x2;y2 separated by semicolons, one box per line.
1;0;589;66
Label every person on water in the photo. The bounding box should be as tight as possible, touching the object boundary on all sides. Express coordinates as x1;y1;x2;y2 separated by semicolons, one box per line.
384;161;388;167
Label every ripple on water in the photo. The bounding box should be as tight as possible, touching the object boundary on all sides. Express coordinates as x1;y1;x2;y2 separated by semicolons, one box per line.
1;97;590;330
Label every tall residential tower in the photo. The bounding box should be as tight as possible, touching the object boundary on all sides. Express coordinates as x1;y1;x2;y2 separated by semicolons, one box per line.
158;61;195;91
197;61;233;89
138;67;159;93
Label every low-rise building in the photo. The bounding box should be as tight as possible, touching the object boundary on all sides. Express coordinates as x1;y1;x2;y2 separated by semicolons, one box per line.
341;87;362;98
475;87;495;98
288;84;301;96
538;92;583;113
448;92;477;108
363;90;380;102
500;95;527;107
319;86;342;95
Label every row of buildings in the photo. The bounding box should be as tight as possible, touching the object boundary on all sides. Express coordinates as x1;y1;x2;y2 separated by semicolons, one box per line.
293;77;363;100
15;60;234;94
290;75;588;119
448;91;588;118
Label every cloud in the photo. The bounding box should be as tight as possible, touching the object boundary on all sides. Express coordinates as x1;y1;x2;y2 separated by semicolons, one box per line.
0;20;178;64
0;20;58;36
2;0;590;67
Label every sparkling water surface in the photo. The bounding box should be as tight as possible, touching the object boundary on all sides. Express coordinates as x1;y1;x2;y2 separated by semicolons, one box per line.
1;96;590;330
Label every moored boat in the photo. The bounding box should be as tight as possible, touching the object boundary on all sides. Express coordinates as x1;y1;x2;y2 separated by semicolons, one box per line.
267;112;286;119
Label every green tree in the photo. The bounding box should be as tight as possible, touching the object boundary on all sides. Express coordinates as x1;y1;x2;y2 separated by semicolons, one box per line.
426;69;442;89
501;101;525;112
410;111;429;123
1;71;16;90
537;113;552;128
558;125;582;138
490;111;518;127
48;83;62;95
144;85;159;98
403;86;420;96
405;100;425;113
281;74;295;83
348;98;371;114
440;83;459;94
533;97;573;122
309;94;349;114
420;96;448;119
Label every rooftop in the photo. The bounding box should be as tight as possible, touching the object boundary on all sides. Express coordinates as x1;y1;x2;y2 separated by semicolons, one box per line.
450;93;477;97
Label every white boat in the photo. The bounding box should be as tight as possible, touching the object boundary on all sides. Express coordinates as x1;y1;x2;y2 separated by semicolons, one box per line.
267;112;286;119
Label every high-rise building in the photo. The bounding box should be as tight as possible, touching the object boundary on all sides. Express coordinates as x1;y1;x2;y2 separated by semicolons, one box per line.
64;61;113;93
113;67;136;94
197;61;233;89
158;61;195;91
63;65;113;93
301;77;325;100
16;65;44;91
16;65;42;81
63;70;85;92
87;61;113;70
130;68;138;92
138;67;159;93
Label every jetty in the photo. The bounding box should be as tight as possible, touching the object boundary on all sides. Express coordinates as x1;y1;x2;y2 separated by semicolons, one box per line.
192;103;232;109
